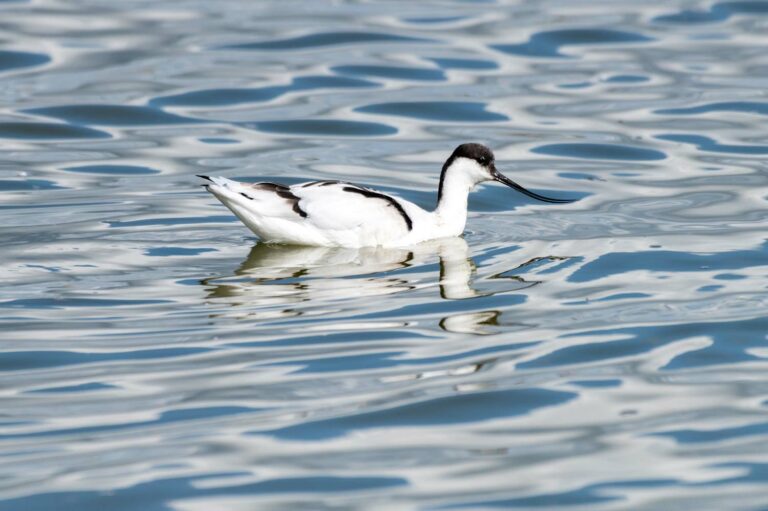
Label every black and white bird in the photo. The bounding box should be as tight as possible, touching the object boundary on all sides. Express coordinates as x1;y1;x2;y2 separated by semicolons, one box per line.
199;143;572;247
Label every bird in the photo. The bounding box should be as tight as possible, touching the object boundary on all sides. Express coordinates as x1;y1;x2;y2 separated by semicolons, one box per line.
198;143;573;248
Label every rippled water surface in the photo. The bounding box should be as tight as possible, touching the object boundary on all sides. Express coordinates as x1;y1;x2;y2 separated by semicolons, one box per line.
2;0;768;509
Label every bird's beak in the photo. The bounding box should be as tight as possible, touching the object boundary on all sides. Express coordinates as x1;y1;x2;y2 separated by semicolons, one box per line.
491;164;573;204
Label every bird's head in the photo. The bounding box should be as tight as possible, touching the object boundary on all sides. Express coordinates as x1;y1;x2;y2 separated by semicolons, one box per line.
439;143;573;204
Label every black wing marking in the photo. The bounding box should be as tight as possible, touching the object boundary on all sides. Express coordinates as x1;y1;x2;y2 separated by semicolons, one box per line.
342;186;413;231
301;180;344;188
249;182;308;218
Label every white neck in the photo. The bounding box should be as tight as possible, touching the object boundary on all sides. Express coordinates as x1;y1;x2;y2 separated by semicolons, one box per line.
433;162;478;236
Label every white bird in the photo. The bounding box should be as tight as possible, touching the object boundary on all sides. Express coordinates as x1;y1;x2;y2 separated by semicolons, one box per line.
199;143;572;248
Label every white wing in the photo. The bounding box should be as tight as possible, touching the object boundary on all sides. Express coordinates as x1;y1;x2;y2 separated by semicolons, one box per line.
292;181;413;234
201;176;415;246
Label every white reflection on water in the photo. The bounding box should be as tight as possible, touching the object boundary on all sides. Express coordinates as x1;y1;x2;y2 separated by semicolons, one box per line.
202;237;517;331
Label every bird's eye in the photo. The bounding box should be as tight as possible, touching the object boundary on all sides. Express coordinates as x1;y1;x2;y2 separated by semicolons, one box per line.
478;157;488;165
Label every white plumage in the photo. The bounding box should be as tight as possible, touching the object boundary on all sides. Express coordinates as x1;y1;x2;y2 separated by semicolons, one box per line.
201;176;423;246
200;143;572;248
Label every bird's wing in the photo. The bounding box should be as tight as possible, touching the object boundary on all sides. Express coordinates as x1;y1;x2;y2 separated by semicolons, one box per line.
201;175;307;220
292;181;414;234
200;176;415;245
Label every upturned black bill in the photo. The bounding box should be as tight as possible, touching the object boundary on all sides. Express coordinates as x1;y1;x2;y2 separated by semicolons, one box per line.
492;167;573;204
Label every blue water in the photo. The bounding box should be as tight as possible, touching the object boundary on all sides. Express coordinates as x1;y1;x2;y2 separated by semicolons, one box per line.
1;0;767;510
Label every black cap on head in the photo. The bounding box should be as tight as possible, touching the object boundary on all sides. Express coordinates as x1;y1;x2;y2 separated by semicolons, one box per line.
437;142;574;206
438;143;495;203
450;143;495;166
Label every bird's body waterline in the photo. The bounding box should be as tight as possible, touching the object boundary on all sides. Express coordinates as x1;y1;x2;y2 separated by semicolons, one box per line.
199;143;572;248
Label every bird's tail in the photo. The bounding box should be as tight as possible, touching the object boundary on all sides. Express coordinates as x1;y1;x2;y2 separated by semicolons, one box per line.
197;175;240;189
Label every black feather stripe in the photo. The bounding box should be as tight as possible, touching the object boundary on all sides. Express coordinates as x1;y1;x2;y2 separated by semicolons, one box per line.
253;182;286;192
251;182;308;218
342;186;413;231
301;180;343;187
292;202;307;218
275;189;295;200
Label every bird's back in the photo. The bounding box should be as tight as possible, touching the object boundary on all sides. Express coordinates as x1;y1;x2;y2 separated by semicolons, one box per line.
201;176;420;247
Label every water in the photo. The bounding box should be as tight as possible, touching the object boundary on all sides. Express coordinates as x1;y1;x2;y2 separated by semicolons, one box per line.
1;0;767;509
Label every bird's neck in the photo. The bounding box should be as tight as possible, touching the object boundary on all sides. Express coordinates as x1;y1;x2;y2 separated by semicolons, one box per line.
434;170;474;235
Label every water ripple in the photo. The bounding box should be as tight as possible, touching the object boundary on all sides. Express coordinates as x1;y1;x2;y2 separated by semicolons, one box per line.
532;143;667;161
0;122;110;140
654;0;768;24
151;75;378;108
247;119;398;136
63;164;160;175
491;28;653;58
265;388;576;441
657;134;768;154
0;178;64;191
224;31;429;50
0;474;407;511
332;64;445;81
523;316;768;371
0;50;49;73
356;101;508;121
22;105;198;126
656;101;768;116
428;57;498;70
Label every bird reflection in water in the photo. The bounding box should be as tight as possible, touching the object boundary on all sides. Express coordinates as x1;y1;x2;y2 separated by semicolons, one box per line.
201;237;543;334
